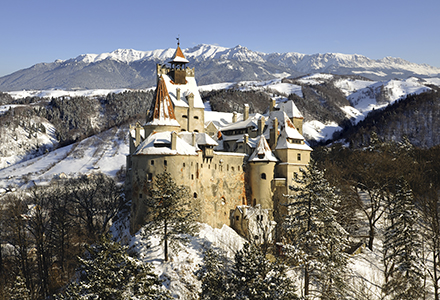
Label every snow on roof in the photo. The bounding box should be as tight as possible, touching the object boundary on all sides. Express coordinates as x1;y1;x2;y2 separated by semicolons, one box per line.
204;111;243;129
275;137;313;151
134;131;198;155
178;132;218;147
235;135;260;148
220;113;263;131
168;45;189;64
162;74;205;109
275;100;303;119
263;111;303;139
248;135;278;162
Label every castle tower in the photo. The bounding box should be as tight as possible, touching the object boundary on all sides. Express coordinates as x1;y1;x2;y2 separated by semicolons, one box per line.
155;41;205;133
168;40;190;84
247;135;278;210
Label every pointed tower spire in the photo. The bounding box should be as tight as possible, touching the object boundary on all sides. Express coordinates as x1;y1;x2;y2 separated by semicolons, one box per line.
169;38;189;65
147;75;180;126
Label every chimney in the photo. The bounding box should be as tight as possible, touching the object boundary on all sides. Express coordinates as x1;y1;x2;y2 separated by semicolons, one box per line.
257;116;265;136
176;88;181;100
187;93;194;108
270;117;278;149
270;99;276;112
244;104;249;120
171;131;177;150
135;127;141;146
243;134;249;153
192;132;197;146
135;123;142;146
232;111;237;123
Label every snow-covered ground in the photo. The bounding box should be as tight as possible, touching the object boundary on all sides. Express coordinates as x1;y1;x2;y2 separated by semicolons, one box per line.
109;212;393;300
0;126;129;190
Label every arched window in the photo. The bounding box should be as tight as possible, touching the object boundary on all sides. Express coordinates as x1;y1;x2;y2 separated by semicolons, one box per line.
297;153;301;161
261;173;266;180
193;192;197;198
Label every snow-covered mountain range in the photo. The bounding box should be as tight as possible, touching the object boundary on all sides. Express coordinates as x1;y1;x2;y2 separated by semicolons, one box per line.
1;44;440;91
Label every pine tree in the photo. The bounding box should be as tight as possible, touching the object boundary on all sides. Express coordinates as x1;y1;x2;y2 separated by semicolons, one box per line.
231;243;298;300
383;179;424;300
284;160;348;299
199;244;298;300
142;172;198;262
199;248;231;300
56;233;171;300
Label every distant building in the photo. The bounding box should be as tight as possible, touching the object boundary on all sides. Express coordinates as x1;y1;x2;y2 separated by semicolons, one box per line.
126;42;312;235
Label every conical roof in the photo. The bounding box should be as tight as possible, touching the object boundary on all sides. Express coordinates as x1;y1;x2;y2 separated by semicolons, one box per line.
248;135;278;162
147;75;180;126
169;44;189;64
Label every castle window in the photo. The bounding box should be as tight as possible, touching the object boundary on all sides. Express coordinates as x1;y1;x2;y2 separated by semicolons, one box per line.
236;216;240;221
297;153;301;161
151;160;154;165
256;215;260;221
181;129;186;131
227;164;229;171
208;164;211;169
183;163;186;167
194;129;199;132
182;115;188;119
164;160;167;166
215;164;217;170
147;173;153;182
201;164;203;168
194;192;197;198
261;173;266;180
238;166;241;171
231;166;234;171
194;116;199;119
191;174;194;180
139;193;142;199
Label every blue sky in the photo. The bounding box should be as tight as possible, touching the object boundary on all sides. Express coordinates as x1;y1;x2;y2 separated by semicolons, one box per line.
1;0;439;77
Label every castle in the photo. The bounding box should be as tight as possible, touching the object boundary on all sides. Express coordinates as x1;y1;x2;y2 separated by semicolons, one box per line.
126;42;312;236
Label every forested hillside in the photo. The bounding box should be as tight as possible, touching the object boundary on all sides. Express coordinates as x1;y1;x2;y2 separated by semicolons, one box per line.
334;87;440;148
0;91;153;169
